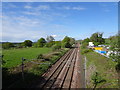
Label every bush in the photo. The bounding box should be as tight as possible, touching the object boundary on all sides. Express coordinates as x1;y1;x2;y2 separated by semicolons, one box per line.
81;42;88;49
81;49;93;55
45;41;55;47
23;40;33;47
33;43;38;48
62;42;71;48
91;72;106;89
2;42;14;49
37;54;43;59
52;44;61;51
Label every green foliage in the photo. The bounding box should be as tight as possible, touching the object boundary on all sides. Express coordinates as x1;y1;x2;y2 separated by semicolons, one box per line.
37;54;43;59
83;51;118;88
23;40;33;47
62;42;71;48
1;55;5;65
45;41;55;47
52;44;61;51
62;36;72;48
62;36;71;43
70;38;76;45
81;49;93;55
90;32;105;46
81;42;88;49
109;35;120;63
91;72;106;89
82;38;90;43
33;42;38;48
37;38;46;47
2;42;14;49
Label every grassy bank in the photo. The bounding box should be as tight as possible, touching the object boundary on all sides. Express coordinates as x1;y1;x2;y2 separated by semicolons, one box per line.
81;48;118;88
2;47;69;88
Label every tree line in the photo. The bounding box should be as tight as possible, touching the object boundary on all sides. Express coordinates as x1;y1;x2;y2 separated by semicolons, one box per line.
2;36;76;50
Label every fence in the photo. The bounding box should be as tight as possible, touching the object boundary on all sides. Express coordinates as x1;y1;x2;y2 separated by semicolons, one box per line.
21;57;51;81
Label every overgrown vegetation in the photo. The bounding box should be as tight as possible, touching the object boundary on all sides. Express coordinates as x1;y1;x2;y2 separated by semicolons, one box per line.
81;48;93;55
83;51;118;88
2;47;69;88
91;71;106;89
2;35;75;88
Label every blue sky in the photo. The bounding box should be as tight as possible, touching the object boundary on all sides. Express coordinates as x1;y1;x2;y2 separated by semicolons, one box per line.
1;2;118;42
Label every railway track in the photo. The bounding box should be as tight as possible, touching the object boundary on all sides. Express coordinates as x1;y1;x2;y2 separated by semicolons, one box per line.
32;44;81;89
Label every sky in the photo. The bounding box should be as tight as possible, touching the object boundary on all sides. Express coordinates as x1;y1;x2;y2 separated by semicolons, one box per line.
1;2;118;42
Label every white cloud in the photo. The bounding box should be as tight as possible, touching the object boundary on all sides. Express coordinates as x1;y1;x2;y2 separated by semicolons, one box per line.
37;5;50;10
63;6;86;11
72;7;86;10
63;6;71;10
51;35;57;37
22;11;40;16
24;5;32;9
2;14;68;42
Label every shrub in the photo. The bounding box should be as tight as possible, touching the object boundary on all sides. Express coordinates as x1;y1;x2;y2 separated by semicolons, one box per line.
23;40;33;47
2;42;14;49
91;72;106;89
33;43;38;48
81;42;88;49
62;42;71;48
81;49;93;55
37;54;43;59
52;44;61;51
45;41;55;47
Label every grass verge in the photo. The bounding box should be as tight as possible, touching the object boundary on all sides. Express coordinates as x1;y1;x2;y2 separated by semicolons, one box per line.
81;48;118;88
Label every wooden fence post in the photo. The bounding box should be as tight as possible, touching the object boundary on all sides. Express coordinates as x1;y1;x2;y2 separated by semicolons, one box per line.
21;57;25;81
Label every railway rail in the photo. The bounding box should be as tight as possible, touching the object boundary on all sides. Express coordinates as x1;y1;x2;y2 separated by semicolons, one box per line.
31;43;82;89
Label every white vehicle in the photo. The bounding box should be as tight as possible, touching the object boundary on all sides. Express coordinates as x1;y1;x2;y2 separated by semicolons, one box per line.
89;42;94;47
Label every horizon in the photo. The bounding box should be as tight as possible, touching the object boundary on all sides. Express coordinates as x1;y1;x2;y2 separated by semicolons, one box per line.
1;2;118;42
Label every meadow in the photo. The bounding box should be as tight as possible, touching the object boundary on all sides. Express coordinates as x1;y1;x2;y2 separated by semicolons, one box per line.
2;47;69;88
2;48;52;68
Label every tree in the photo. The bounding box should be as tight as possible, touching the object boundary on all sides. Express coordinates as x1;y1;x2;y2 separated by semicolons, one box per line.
33;42;38;48
46;36;55;42
82;38;90;43
23;40;32;47
62;36;70;43
90;32;105;46
37;38;46;47
70;38;76;45
109;35;120;71
91;72;106;89
2;42;14;49
62;42;71;48
52;44;61;51
45;41;55;47
62;36;71;48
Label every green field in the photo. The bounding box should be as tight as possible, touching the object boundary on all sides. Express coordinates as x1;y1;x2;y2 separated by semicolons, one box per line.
2;47;69;88
83;51;118;88
2;48;52;68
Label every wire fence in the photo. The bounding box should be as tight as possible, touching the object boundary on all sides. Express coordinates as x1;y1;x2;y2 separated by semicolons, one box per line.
21;57;51;81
